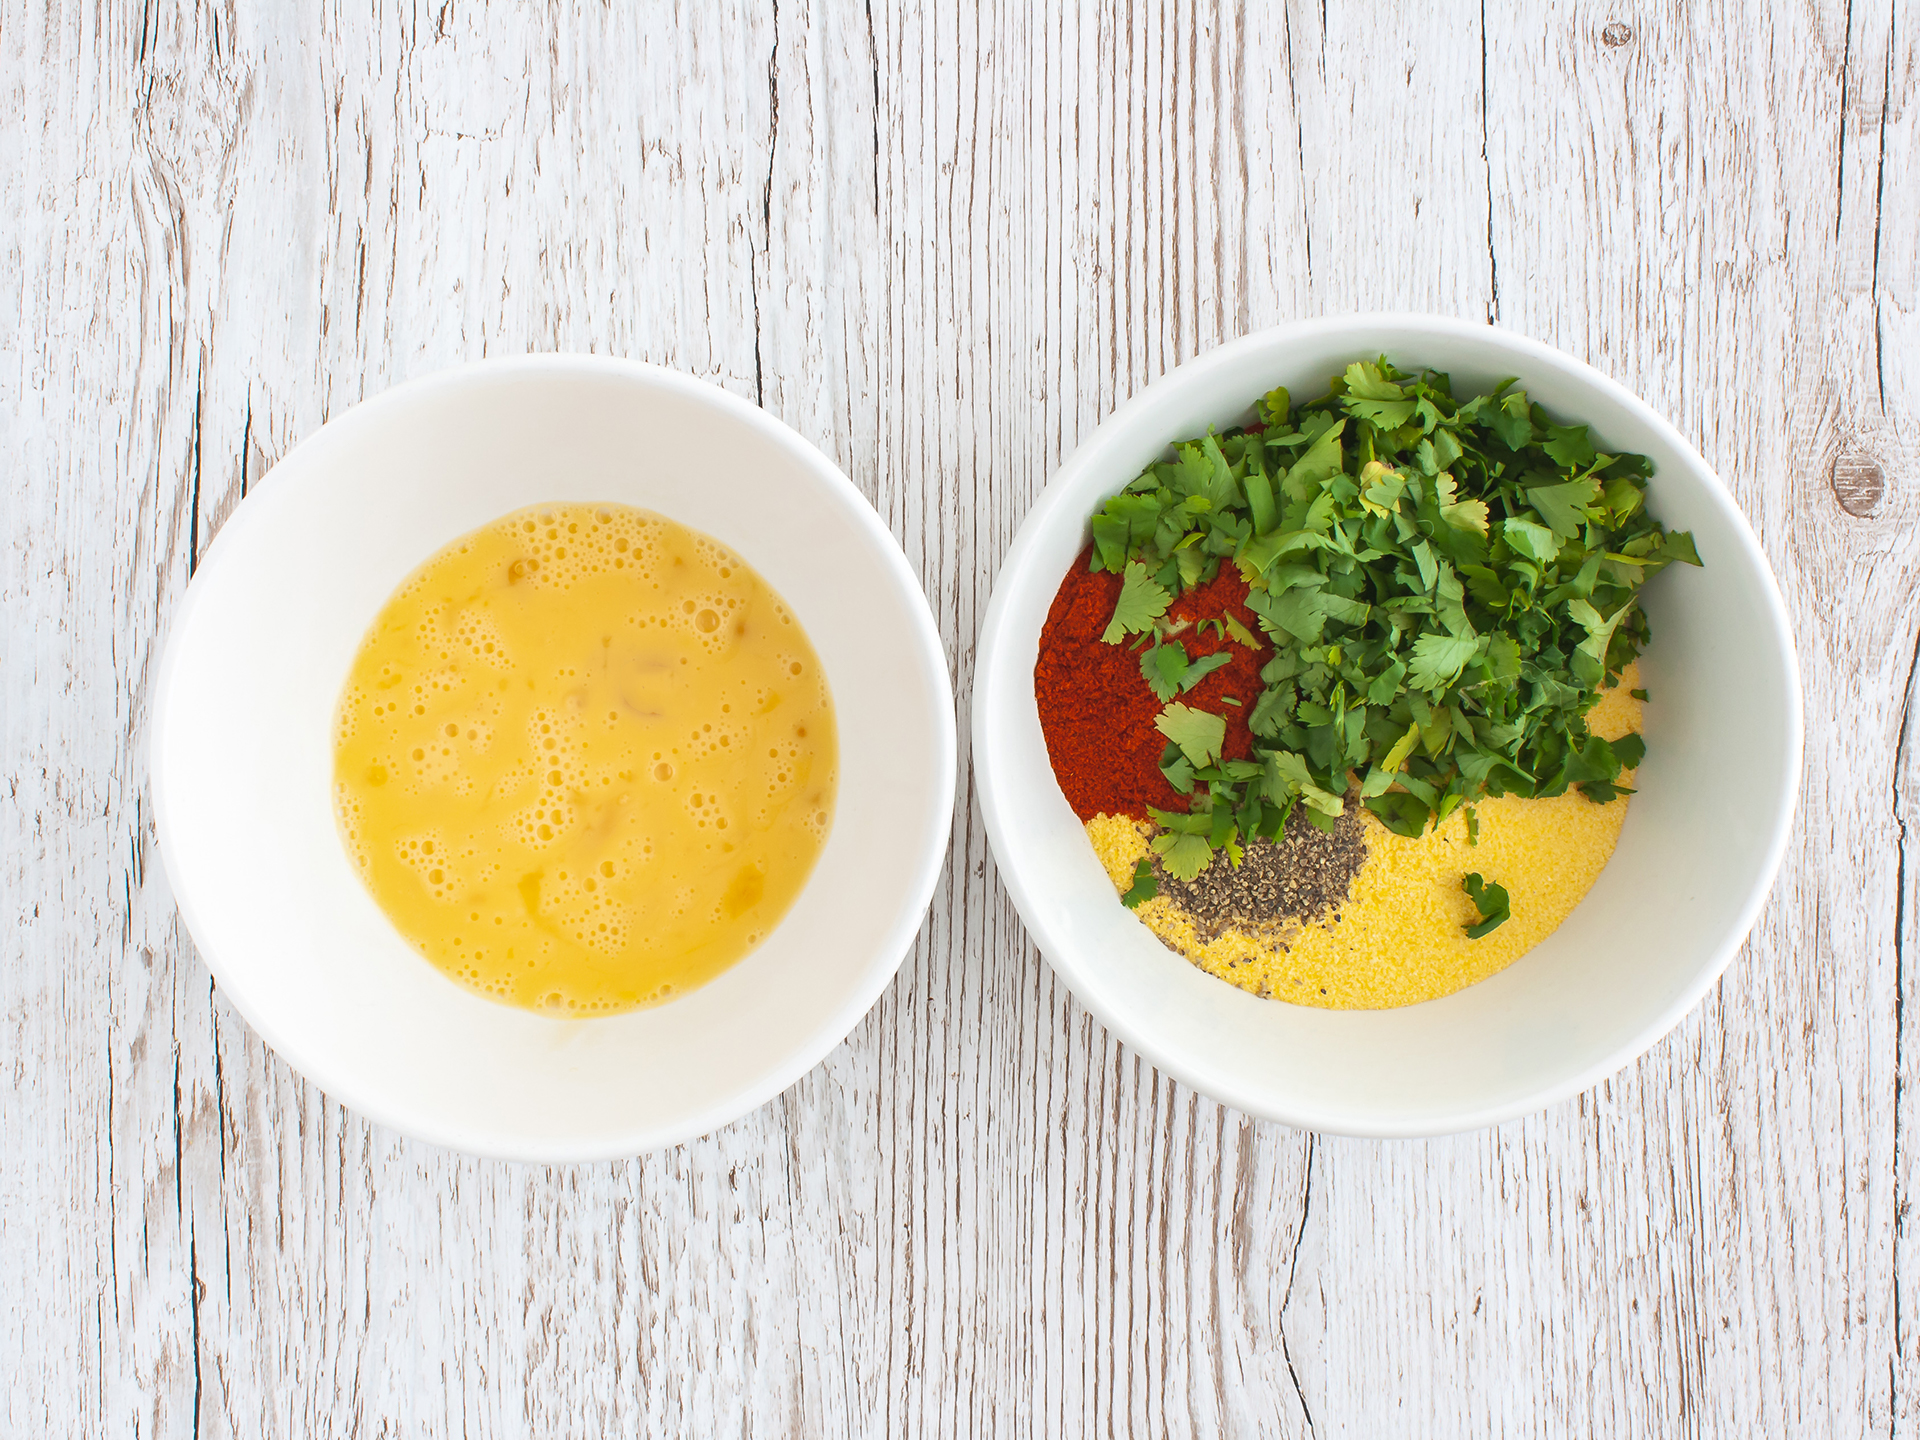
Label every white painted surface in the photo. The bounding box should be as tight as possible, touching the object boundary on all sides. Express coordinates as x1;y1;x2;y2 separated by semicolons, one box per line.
1;1;1915;1434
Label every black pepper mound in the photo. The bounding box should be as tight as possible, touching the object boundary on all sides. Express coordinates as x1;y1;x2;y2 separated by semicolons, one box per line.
1147;799;1367;944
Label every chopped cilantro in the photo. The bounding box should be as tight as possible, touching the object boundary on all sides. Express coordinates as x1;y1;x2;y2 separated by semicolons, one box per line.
1101;561;1172;644
1407;633;1481;692
1223;611;1260;647
1541;423;1597;469
1158;741;1196;795
1139;641;1186;701
1146;807;1218;880
1187;651;1231;691
1139;640;1234;702
1462;872;1511;938
1082;358;1699;869
1154;703;1227;769
1266;748;1344;817
1120;858;1158;908
1526;476;1600;539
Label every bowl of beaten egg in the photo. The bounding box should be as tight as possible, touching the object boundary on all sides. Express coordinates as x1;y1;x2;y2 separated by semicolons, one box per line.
152;357;955;1160
973;315;1801;1137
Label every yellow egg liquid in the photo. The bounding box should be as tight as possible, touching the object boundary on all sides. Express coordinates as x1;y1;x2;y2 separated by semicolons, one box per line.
333;503;836;1016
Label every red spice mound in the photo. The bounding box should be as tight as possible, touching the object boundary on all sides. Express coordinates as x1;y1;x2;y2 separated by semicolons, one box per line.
1034;549;1271;821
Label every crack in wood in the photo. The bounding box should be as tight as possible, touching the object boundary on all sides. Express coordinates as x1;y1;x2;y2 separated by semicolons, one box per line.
1870;8;1893;410
237;397;251;499
186;370;204;577
1838;0;1857;240
1893;619;1920;1433
1282;3;1311;290
754;0;782;410
1278;1132;1317;1435
188;1227;203;1438
1479;0;1499;325
865;0;880;220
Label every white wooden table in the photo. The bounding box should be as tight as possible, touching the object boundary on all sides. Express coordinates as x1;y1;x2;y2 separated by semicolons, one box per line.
4;2;1915;1433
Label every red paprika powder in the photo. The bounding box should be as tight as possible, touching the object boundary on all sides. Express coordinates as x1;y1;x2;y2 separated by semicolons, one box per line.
1034;548;1271;821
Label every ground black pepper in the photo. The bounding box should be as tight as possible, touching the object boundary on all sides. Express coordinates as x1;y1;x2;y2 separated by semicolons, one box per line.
1146;798;1367;944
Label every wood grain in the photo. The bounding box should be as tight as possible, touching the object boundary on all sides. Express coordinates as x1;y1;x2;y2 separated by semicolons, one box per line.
2;0;1914;1434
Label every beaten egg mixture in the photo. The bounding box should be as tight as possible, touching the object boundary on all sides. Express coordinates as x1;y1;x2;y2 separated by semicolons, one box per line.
334;503;835;1016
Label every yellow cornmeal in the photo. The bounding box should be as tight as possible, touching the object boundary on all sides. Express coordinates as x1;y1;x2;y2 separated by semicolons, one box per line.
334;502;836;1016
1089;665;1642;1010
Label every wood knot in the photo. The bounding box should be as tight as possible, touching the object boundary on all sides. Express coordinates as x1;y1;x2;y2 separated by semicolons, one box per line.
1602;21;1634;46
1830;454;1886;517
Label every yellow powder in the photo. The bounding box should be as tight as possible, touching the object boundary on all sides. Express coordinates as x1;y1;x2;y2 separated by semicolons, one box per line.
1089;665;1642;1010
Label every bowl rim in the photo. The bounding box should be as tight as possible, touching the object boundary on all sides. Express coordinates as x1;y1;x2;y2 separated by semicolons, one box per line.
150;354;958;1161
972;312;1804;1137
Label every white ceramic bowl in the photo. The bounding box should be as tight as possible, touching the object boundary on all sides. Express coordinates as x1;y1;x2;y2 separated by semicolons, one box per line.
153;357;956;1160
974;315;1801;1137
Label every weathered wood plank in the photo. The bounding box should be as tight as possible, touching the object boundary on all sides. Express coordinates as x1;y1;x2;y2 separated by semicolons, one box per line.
2;0;1916;1435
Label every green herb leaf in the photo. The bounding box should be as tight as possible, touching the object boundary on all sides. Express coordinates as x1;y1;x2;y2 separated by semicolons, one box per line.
1159;741;1196;795
1239;527;1328;578
1150;830;1214;881
1490;388;1533;449
1281;419;1348;501
1101;561;1172;644
1154;703;1227;769
1120;858;1158;908
1462;872;1511;938
1660;530;1703;567
1349;394;1418;429
1541;423;1597;469
1247;685;1293;738
1172;437;1240;511
1140;641;1189;702
1248;587;1330;644
1140;641;1233;702
1245;468;1277;536
1365;790;1430;838
1526;476;1601;540
1343;361;1405;400
1565;597;1633;679
1380;720;1422;773
1502;517;1561;565
1407;633;1481;692
1174;544;1206;590
1184;651;1233;690
1441;497;1491;535
1146;805;1208;835
1089;493;1165;572
1265;750;1345;817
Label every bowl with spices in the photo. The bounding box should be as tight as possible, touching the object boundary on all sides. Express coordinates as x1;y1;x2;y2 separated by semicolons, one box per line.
974;315;1800;1137
153;356;956;1160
